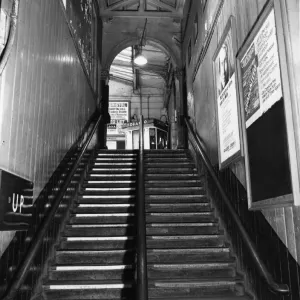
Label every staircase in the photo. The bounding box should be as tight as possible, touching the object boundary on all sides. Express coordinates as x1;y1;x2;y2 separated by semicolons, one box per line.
40;149;253;300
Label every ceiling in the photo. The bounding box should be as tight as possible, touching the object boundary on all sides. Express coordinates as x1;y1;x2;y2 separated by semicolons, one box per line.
99;0;185;18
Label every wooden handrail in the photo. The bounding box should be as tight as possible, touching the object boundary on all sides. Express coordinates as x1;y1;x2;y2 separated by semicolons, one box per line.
136;114;148;300
184;117;289;295
2;114;103;300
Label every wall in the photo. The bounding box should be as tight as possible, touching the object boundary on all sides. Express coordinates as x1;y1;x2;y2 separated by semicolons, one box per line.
0;0;97;256
109;80;164;120
182;0;300;298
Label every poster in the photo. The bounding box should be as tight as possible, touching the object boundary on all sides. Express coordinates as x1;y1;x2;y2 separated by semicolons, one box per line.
240;9;282;128
217;75;241;163
107;101;130;135
213;17;241;167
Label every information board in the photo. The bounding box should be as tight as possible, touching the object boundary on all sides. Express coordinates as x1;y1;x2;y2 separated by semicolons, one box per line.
107;101;130;135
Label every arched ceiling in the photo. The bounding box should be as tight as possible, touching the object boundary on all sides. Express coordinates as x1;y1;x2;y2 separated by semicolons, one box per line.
110;43;169;90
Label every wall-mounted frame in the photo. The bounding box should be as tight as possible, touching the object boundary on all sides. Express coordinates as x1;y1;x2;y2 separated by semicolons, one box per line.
194;14;198;44
213;16;243;170
236;0;300;209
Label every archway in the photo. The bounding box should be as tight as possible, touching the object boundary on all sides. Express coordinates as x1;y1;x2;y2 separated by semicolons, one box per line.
106;40;179;150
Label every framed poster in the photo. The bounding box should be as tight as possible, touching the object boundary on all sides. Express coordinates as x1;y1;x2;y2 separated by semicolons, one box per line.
213;16;243;169
107;101;130;136
236;0;300;209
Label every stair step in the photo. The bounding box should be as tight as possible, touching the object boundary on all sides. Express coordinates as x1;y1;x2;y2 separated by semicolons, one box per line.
74;203;135;213
145;162;195;168
83;183;136;189
145;180;202;188
146;235;225;248
89;170;136;175
60;235;225;250
146;203;211;213
148;278;244;298
60;236;135;250
64;222;220;236
146;168;196;174
81;189;136;196
147;261;236;279
145;174;199;180
149;296;252;300
78;195;136;204
64;224;136;237
147;248;232;263
146;194;208;203
70;213;135;224
48;265;135;281
146;187;205;195
146;223;220;235
146;212;215;223
44;280;134;300
55;250;135;264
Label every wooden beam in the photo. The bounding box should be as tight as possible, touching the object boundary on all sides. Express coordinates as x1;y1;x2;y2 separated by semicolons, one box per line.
147;0;176;12
106;0;138;11
140;0;145;12
100;10;181;18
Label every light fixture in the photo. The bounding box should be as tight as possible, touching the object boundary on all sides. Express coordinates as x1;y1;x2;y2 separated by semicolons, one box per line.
134;19;148;66
134;52;147;66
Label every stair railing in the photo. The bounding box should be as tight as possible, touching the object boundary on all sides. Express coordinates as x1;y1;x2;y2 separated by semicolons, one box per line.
136;114;148;300
1;113;104;300
184;117;290;295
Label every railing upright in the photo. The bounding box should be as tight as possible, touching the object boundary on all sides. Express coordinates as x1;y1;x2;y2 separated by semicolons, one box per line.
136;114;148;300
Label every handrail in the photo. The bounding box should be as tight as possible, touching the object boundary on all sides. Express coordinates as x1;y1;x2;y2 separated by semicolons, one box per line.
136;114;148;300
2;114;103;300
184;117;290;295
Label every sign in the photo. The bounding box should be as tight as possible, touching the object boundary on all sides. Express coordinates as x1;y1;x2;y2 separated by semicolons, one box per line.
240;8;282;128
107;101;130;135
217;75;241;163
213;16;242;169
0;170;33;230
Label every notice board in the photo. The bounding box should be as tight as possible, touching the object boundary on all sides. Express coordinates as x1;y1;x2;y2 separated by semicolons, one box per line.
237;1;295;210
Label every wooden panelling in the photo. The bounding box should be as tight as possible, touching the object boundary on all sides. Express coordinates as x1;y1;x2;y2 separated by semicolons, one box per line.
183;0;300;298
0;0;96;256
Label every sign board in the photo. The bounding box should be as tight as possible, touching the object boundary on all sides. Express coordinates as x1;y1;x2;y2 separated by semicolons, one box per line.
236;0;299;209
107;101;130;135
0;170;33;230
240;8;282;128
213;16;243;169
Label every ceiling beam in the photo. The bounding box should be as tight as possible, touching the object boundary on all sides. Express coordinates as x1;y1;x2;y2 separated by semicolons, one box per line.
106;0;138;11
147;0;176;12
100;10;181;18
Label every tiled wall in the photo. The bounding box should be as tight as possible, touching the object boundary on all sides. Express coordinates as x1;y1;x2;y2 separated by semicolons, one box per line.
0;0;97;256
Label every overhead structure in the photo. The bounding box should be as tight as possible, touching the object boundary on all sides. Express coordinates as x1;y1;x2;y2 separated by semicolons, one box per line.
99;0;185;18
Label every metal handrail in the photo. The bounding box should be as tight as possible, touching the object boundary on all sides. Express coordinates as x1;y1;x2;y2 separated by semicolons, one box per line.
184;117;289;295
136;114;148;300
2;114;103;300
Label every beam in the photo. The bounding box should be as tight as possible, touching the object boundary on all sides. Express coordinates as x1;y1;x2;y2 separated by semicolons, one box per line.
139;0;145;12
100;10;181;18
147;0;176;12
106;0;138;11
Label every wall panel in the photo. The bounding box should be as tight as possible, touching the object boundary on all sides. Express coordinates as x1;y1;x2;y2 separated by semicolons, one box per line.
183;0;300;298
0;0;96;256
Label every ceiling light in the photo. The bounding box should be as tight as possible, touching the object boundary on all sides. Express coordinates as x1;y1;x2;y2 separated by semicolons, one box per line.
134;53;148;66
